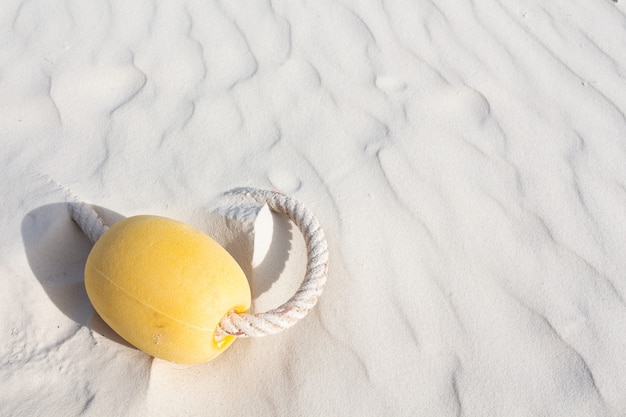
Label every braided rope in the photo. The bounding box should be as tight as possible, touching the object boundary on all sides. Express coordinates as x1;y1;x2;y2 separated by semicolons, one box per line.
68;201;108;243
216;188;329;338
67;188;329;339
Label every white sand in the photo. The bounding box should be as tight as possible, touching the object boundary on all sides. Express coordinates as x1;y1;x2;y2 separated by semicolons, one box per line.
2;0;626;415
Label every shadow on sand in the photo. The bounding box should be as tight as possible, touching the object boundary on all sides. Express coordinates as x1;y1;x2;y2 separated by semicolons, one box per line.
21;203;131;347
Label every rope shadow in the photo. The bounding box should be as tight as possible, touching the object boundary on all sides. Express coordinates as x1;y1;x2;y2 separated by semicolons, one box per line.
209;196;292;301
250;211;292;298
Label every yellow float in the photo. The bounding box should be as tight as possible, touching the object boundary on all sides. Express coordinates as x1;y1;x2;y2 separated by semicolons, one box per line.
84;215;251;364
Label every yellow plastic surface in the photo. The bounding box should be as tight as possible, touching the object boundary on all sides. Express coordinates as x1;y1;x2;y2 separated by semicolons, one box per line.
84;215;251;364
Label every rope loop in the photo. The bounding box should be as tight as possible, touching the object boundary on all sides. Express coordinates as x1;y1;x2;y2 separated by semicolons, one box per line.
215;188;329;338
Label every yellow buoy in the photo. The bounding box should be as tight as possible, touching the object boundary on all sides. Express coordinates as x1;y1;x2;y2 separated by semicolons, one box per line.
84;215;251;364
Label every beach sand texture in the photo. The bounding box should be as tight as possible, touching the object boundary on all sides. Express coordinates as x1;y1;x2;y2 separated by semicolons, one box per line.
2;0;626;415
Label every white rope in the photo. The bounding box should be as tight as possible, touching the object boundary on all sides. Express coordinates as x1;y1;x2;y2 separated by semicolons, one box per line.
37;174;108;243
67;188;329;339
215;188;329;338
68;201;108;243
